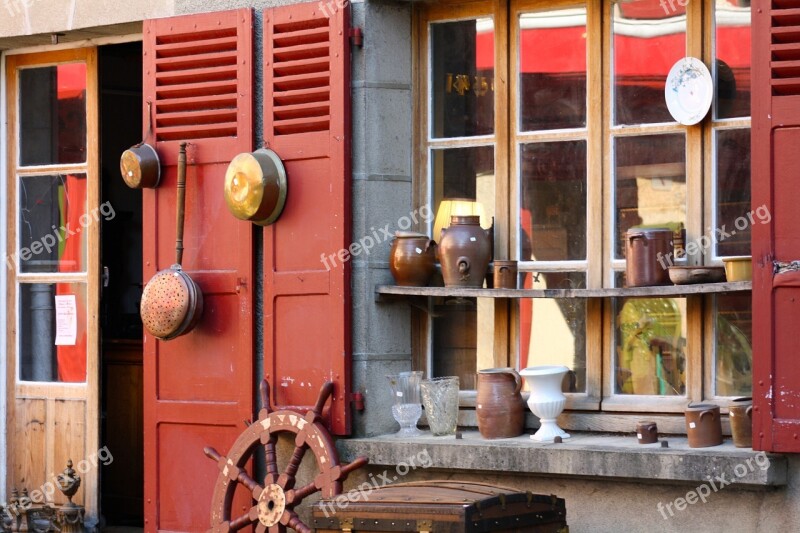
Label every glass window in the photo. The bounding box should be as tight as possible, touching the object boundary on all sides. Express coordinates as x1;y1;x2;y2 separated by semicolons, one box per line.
714;293;752;397
715;0;751;119
19;282;87;383
614;134;686;259
615;296;687;396
715;129;751;257
520;141;587;261
17;173;88;273
519;8;587;131
613;0;686;125
19;63;87;166
431;19;495;138
519;272;587;392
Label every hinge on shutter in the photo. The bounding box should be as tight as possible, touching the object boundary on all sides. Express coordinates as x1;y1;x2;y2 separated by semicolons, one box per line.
350;27;363;47
774;260;800;275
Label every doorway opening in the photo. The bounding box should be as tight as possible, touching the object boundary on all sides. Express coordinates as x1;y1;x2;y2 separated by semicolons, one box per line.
98;41;144;528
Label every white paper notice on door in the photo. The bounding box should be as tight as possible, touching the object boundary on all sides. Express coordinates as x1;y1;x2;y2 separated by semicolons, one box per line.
54;294;78;346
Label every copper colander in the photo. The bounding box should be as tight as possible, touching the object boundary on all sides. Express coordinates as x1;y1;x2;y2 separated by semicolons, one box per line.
140;142;203;340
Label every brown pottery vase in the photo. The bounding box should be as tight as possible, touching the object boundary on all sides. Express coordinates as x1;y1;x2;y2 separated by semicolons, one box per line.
389;232;437;286
729;397;753;448
476;368;526;439
438;215;492;288
685;403;723;448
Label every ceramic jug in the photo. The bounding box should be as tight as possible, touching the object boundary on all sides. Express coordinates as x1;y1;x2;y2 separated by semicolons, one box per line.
438;215;492;288
476;368;525;439
389;231;436;286
685;403;723;448
729;397;753;448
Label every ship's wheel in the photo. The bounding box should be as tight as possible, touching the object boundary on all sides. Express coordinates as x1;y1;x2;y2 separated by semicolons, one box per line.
204;379;368;532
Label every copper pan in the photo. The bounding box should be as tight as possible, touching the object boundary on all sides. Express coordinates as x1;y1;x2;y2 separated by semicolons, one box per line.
140;142;203;340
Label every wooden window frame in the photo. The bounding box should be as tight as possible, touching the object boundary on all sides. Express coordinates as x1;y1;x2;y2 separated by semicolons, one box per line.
413;0;752;428
5;47;100;511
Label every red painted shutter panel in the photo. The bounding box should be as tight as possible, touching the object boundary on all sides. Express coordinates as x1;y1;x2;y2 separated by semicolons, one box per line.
752;0;800;453
263;2;352;435
142;9;255;529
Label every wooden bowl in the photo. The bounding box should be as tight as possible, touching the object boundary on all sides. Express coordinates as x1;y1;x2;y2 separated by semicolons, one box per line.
668;266;727;285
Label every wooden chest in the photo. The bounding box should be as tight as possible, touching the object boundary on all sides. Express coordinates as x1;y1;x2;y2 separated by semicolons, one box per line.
312;480;568;532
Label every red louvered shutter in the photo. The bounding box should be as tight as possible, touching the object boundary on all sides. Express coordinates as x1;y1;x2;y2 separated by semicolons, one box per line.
141;9;255;528
752;0;800;453
263;2;352;435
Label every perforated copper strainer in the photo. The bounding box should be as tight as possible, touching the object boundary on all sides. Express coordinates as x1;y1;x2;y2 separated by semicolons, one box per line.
140;142;203;340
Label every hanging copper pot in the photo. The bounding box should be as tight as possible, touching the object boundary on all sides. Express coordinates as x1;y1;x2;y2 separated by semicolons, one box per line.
224;148;287;226
140;142;203;340
120;142;161;189
120;102;161;189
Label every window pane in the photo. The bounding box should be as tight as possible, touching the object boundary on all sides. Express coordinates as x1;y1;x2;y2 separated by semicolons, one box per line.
715;1;751;119
520;141;587;261
17;174;88;273
613;0;686;125
19;282;87;383
714;293;752;397
615;297;687;395
20;63;87;166
431;146;495;242
519;7;587;131
518;272;586;393
716;129;752;257
614;134;686;259
431;19;495;138
433;297;494;390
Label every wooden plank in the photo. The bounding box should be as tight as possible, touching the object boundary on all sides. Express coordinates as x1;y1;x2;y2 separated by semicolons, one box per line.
52;399;87;506
11;398;47;494
376;281;752;299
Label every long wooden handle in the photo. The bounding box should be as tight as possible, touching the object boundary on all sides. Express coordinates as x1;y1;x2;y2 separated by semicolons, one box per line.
175;142;187;265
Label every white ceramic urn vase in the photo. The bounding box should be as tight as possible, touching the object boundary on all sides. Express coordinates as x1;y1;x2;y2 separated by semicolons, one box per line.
520;365;571;442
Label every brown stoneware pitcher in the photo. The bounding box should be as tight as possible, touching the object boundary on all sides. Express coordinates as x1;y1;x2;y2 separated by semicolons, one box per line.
438;215;492;288
476;368;525;439
729;397;753;448
389;231;436;286
685;403;723;448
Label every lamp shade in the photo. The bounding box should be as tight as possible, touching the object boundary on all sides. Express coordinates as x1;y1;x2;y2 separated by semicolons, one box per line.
433;198;487;242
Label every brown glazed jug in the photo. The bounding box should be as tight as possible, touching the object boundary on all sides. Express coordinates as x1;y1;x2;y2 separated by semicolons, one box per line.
438;215;492;288
476;368;526;439
685;403;723;448
729;397;753;448
389;232;437;286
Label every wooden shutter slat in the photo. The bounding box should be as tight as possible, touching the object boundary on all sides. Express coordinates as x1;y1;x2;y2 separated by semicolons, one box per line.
155;94;238;113
263;1;350;436
143;8;255;527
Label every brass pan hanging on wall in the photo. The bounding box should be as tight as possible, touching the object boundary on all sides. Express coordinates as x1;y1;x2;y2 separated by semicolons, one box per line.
120;102;161;189
223;148;287;226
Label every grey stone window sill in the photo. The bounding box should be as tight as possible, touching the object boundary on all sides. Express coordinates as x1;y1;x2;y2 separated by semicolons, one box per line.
337;431;787;488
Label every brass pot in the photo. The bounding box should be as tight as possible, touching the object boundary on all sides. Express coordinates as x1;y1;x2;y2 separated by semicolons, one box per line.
120;142;161;189
224;148;287;226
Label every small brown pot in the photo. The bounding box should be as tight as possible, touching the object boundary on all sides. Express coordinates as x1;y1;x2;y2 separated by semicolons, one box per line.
120;142;161;189
389;232;436;287
625;228;673;287
476;368;526;439
685;403;723;448
494;260;518;289
636;421;658;444
729;397;753;448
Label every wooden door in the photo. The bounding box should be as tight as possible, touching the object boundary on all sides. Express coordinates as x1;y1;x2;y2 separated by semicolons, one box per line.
262;1;352;435
751;0;800;452
141;9;255;529
5;48;101;518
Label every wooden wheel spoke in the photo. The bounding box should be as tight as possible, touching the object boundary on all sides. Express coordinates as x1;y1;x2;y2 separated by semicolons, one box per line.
278;445;307;490
236;469;263;497
281;510;312;533
228;506;258;531
285;480;319;507
264;440;279;485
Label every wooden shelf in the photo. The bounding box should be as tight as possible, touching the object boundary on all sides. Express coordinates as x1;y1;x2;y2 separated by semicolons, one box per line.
375;281;752;300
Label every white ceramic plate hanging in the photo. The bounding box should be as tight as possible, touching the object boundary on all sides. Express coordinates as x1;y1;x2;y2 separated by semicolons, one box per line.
665;57;713;125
